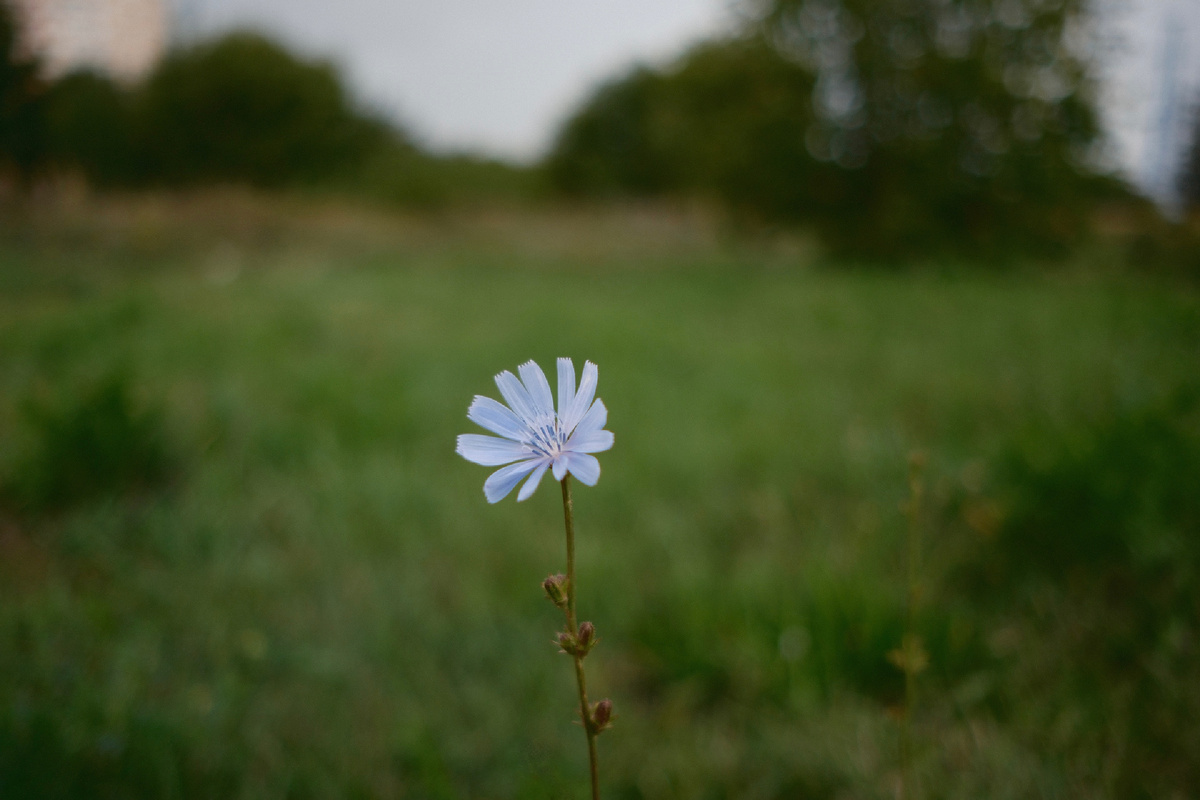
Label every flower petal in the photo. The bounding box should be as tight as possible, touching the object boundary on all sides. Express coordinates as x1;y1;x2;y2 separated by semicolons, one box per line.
483;459;539;503
467;396;527;440
571;399;608;438
495;370;539;425
456;434;530;466
568;429;613;454
517;459;551;501
556;358;576;420
518;360;555;418
561;451;601;486
552;455;568;481
562;360;598;434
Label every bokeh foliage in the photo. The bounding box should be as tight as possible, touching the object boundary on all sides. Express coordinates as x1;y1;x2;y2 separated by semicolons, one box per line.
1;200;1198;796
0;1;44;184
952;391;1200;797
42;72;137;187
549;0;1128;259
3;371;175;513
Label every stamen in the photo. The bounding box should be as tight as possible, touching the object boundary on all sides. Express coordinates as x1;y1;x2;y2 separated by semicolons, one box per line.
525;413;566;458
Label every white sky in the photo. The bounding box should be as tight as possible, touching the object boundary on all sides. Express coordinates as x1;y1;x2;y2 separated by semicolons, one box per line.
1097;0;1200;200
171;0;737;162
171;0;1200;194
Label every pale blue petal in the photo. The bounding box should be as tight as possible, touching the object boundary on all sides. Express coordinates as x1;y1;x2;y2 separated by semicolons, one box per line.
556;358;576;420
484;459;539;503
552;456;568;481
457;434;529;466
517;459;551;501
568;430;613;454
518;360;555;418
495;370;539;425
562;451;601;486
467;396;526;440
562;361;598;433
572;399;608;438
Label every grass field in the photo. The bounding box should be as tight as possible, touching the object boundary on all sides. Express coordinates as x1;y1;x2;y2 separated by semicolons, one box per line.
1;194;1198;798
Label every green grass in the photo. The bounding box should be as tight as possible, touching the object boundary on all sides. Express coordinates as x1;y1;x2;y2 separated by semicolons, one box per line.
1;197;1198;798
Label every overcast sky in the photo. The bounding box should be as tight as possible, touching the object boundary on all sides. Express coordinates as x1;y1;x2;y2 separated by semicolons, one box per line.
171;0;1200;195
1098;0;1200;200
171;0;737;161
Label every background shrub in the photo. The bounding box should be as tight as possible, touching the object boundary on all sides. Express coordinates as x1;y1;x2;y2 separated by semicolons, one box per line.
3;372;175;513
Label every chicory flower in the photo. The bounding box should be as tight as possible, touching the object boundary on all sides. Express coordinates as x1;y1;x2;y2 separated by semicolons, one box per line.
457;359;614;503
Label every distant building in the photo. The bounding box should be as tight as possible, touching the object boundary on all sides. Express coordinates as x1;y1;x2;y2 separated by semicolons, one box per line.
7;0;168;83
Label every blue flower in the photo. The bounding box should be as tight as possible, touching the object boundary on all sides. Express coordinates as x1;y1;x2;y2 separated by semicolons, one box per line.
457;359;614;503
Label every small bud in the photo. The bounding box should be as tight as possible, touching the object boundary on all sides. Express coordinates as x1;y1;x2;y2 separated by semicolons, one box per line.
542;574;569;609
577;621;596;654
555;624;598;657
589;699;613;733
555;631;578;655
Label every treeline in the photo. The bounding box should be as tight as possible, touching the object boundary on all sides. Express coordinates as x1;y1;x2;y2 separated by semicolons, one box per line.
3;1;1198;262
45;34;381;188
0;8;531;206
548;0;1148;259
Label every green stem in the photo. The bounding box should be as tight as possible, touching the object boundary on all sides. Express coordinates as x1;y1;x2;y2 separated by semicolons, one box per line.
561;475;600;800
901;456;925;800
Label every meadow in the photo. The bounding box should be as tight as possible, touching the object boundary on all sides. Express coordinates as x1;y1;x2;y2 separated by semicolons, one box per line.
1;194;1198;798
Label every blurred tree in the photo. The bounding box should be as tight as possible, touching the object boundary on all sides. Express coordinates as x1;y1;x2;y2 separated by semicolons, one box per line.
548;40;818;210
1180;108;1200;213
547;67;676;196
0;1;46;187
549;0;1126;259
44;71;136;186
31;29;521;204
652;38;820;219
757;0;1112;257
136;32;389;187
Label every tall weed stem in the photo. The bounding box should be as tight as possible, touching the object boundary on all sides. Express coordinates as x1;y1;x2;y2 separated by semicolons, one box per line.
557;475;605;800
890;451;928;800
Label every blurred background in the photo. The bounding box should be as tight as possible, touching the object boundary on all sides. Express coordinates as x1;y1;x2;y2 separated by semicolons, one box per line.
1;0;1198;797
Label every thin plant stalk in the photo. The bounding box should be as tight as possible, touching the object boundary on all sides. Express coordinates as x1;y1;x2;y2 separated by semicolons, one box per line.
898;452;927;800
560;475;600;800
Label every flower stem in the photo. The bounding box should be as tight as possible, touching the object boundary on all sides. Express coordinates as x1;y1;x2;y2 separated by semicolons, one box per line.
560;475;600;800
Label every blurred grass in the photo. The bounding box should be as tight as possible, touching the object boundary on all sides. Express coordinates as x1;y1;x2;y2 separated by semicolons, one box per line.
0;195;1198;798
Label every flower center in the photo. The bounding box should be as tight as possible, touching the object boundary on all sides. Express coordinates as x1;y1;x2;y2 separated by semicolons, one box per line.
525;413;565;458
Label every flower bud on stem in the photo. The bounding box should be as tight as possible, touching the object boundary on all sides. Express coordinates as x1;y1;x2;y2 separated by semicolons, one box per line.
555;630;578;654
589;699;614;734
555;621;597;658
543;574;569;609
577;621;596;651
